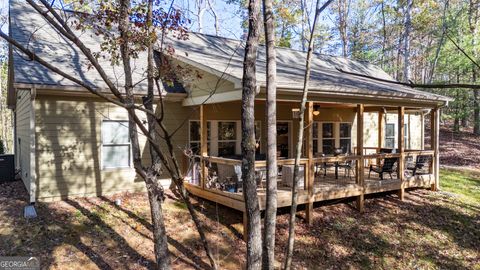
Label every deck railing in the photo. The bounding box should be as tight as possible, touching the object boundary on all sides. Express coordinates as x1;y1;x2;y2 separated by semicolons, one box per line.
187;155;309;194
186;149;435;197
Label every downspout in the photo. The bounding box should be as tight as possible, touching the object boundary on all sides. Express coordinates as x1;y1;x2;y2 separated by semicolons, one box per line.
29;86;36;204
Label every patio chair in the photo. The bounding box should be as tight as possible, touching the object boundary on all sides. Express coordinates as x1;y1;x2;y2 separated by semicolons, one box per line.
338;159;356;179
368;157;398;180
314;153;335;177
407;155;432;176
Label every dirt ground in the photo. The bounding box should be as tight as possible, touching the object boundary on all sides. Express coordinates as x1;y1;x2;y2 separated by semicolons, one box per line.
1;174;479;270
426;121;480;169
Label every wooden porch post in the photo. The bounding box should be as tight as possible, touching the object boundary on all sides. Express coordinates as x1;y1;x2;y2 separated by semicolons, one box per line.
356;104;365;212
378;109;384;151
200;105;208;189
306;102;314;224
398;106;405;200
421;112;425;150
431;108;440;191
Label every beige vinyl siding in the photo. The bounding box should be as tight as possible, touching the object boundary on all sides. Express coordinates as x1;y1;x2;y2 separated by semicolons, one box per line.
408;114;423;149
34;95;192;201
15;89;34;201
199;102;425;156
384;112;423;150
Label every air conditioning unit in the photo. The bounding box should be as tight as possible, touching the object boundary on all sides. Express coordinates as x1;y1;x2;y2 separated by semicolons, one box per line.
0;154;15;183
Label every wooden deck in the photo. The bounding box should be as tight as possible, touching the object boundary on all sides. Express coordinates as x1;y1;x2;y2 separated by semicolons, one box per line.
185;171;435;212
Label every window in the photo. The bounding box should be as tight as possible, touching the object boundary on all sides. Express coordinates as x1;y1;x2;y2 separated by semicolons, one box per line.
102;120;130;168
313;122;318;154
339;123;351;153
189;121;210;155
404;123;409;149
385;123;395;148
322;123;334;154
218;121;237;156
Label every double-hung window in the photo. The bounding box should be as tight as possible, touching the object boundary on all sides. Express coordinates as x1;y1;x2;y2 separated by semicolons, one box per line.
189;121;210;155
339;123;351;153
218;121;237;156
102;120;130;168
385;123;395;148
313;122;319;154
404;123;409;149
322;123;335;154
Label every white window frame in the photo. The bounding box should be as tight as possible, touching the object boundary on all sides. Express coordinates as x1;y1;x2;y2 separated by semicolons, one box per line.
385;123;395;148
217;121;238;157
314;121;353;154
101;120;131;169
188;120;211;155
404;123;409;149
188;120;263;157
320;122;335;154
277;120;292;158
339;122;352;153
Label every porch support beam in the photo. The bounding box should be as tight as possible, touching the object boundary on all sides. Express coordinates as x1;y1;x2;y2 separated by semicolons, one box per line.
356;104;365;212
398;106;405;200
306;102;314;224
431;108;440;191
378;109;384;151
200;104;208;189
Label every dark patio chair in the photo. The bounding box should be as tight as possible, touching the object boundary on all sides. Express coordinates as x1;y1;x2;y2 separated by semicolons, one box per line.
314;153;334;177
338;159;356;179
407;155;432;176
368;157;398;180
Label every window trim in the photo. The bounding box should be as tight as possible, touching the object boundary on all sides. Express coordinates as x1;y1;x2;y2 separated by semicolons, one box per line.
385;123;395;149
339;122;352;154
189;120;262;157
217;121;238;157
101;120;132;170
314;121;353;155
188;120;211;155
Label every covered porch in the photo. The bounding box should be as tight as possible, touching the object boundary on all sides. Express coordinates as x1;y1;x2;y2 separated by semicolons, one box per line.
183;99;440;238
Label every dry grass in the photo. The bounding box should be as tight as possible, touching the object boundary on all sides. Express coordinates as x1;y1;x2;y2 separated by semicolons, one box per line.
1;170;479;269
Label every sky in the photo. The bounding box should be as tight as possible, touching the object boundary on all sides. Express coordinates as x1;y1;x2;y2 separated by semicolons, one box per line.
174;0;245;40
0;0;338;53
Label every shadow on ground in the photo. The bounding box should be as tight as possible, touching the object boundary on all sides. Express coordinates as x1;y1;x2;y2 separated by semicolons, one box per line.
1;180;478;269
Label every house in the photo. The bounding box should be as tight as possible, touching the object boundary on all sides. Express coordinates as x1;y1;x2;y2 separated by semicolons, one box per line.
8;0;450;229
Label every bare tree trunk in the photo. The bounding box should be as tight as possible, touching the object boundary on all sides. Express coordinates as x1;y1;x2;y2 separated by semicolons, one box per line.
380;0;387;68
242;0;262;268
148;187;171;270
337;0;349;57
474;76;479;135
206;0;220;35
429;0;449;83
284;0;333;269
261;0;277;267
196;0;207;33
403;0;412;82
120;1;171;269
469;0;480;135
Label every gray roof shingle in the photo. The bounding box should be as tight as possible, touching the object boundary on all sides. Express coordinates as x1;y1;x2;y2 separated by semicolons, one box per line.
169;33;450;103
9;0;449;104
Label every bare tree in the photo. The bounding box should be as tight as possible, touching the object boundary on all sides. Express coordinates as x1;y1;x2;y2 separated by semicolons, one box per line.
241;0;262;267
1;1;218;269
283;1;333;269
261;0;277;267
336;0;349;57
403;0;412;82
468;0;479;134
